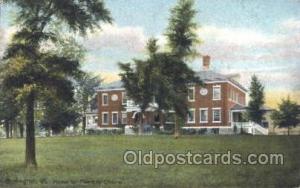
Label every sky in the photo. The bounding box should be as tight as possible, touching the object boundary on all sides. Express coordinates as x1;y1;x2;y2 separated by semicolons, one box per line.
0;0;300;107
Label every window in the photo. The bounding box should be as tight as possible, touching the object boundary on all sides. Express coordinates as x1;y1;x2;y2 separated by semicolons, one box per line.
121;112;127;124
212;108;221;123
187;108;195;123
102;112;109;125
213;85;221;100
112;112;118;125
122;92;127;105
188;87;195;101
102;93;108;106
200;108;208;123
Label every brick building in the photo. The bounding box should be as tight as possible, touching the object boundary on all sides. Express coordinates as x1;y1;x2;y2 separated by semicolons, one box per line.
96;56;247;130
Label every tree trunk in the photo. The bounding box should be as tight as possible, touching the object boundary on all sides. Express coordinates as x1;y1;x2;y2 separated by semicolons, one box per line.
47;128;51;137
19;123;24;138
174;116;179;139
25;92;37;168
9;122;13;138
4;120;10;139
82;116;86;135
12;120;18;138
287;126;290;136
138;112;144;135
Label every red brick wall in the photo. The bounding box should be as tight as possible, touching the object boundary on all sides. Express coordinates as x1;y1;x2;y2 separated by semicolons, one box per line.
98;90;125;127
97;82;246;128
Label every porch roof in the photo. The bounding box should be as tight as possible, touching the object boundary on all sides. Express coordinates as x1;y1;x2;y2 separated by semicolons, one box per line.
231;104;274;111
231;104;247;111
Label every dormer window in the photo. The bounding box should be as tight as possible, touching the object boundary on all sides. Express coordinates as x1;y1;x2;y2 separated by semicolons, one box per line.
213;85;221;100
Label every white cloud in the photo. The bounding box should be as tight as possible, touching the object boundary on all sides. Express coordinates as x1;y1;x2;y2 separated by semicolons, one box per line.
84;24;147;53
198;25;273;47
197;19;300;62
281;18;300;31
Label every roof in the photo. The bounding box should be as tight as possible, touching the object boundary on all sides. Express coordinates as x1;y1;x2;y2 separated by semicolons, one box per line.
231;104;274;111
195;71;247;92
96;80;124;91
231;104;247;110
97;70;247;92
195;70;228;82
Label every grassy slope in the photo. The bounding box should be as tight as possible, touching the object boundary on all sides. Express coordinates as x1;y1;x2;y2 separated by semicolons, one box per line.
0;135;299;188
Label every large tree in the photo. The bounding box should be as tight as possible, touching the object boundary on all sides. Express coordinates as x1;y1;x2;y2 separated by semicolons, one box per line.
1;0;112;167
164;0;201;137
247;75;265;124
119;0;201;137
152;53;201;137
271;97;299;135
119;38;157;135
165;0;200;60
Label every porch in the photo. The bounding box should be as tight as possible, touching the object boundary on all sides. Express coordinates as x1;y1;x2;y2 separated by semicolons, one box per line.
231;105;269;135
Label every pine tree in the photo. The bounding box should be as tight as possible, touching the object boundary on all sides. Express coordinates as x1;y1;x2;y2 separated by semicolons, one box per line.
119;38;157;135
165;0;200;60
164;0;201;138
247;75;265;124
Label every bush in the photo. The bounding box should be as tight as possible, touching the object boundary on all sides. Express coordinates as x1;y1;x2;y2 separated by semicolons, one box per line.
87;128;123;135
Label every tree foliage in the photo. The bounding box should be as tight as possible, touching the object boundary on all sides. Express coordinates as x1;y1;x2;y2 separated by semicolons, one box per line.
75;73;102;134
119;38;158;134
40;98;80;135
1;0;112;167
165;0;200;60
119;0;201;137
271;97;299;135
247;75;265;124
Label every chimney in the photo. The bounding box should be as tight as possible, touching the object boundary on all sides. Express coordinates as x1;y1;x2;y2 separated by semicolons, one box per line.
202;55;211;71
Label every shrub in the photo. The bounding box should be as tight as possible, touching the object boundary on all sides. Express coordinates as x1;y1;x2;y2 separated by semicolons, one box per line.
86;128;123;135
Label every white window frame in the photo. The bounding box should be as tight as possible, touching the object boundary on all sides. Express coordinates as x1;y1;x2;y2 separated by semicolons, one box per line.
212;85;221;100
187;108;195;124
102;93;109;106
212;108;221;123
121;111;127;124
122;92;127;105
199;108;208;123
188;86;195;102
112;111;119;125
102;112;109;125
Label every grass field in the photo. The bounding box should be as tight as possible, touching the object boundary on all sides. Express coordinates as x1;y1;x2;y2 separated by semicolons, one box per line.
0;135;299;188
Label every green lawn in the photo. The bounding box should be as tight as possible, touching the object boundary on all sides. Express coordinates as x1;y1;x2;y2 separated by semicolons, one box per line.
0;135;299;188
